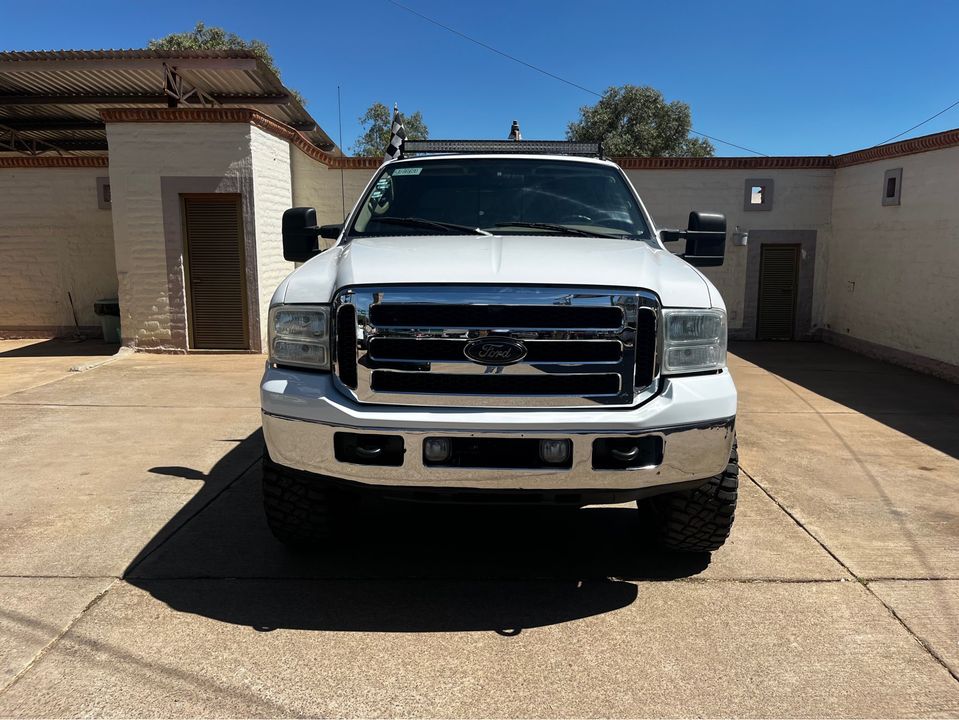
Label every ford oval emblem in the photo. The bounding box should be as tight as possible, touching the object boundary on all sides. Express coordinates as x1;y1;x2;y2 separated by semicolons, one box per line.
463;337;528;366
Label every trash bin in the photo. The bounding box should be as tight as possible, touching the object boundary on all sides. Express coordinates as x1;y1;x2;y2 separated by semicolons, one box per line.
93;298;121;343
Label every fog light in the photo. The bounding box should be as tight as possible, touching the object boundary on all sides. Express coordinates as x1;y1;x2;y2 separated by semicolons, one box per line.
424;438;452;463
539;439;571;464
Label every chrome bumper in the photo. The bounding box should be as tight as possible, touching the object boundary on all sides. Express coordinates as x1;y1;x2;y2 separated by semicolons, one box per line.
262;412;735;491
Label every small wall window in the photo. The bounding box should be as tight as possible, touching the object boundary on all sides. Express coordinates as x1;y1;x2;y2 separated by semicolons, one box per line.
882;168;902;206
97;177;111;210
744;178;774;211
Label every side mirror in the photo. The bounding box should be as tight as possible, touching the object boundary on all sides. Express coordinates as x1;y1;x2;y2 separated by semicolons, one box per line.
684;211;726;267
660;211;727;267
282;207;321;262
319;223;343;240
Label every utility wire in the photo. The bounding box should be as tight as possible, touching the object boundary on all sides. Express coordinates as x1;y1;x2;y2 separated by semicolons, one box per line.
876;97;959;146
388;0;600;97
386;0;768;156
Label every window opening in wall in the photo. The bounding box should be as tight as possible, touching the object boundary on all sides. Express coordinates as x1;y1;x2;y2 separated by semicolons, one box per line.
96;177;111;209
744;178;774;211
882;168;902;206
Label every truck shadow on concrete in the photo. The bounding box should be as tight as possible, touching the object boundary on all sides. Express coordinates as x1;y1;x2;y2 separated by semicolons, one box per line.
731;341;959;460
0;337;118;358
124;431;710;634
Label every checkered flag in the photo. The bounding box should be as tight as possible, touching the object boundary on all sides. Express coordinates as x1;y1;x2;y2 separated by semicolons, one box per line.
384;103;407;162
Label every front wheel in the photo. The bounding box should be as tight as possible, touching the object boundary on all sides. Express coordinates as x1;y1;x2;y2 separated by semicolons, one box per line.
261;455;352;547
639;440;739;552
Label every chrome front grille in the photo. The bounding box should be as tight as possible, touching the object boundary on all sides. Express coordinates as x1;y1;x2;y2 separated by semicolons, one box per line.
333;286;659;408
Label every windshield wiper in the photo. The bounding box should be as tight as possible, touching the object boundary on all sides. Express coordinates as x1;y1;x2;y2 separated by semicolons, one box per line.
493;222;621;239
374;217;491;236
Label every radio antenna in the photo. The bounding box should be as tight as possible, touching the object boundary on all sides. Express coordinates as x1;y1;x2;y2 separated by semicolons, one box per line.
337;85;346;220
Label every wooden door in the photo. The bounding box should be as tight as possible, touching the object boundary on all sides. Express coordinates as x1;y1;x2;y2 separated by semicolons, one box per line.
757;244;800;340
182;195;249;350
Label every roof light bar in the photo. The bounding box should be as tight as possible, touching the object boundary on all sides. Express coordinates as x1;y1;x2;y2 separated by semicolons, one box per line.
402;140;603;158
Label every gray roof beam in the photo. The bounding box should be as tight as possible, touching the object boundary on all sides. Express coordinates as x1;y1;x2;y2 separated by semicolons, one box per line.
0;118;104;131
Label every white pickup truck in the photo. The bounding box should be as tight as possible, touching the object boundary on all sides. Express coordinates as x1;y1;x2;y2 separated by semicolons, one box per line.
260;140;738;553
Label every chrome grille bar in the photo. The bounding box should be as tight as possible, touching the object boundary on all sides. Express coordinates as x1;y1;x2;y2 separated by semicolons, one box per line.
369;304;624;330
368;338;624;364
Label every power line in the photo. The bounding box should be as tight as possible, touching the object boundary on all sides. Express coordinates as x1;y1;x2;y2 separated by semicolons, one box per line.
388;0;601;98
876;97;959;146
386;0;768;157
681;130;767;157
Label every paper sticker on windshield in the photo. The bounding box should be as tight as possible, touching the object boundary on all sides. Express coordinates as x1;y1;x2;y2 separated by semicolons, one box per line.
392;167;423;176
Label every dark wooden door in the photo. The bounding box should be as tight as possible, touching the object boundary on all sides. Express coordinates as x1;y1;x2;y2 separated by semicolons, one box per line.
182;195;249;350
757;244;800;340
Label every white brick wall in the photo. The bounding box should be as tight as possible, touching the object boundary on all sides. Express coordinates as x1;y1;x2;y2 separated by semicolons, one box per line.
291;151;375;248
0;167;116;334
106;122;254;350
251;126;295;349
625;168;835;330
827;148;959;366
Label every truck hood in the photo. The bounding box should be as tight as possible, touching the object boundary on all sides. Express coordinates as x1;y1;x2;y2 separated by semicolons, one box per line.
277;235;714;308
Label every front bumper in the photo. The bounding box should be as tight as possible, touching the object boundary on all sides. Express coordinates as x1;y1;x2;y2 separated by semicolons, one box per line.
261;365;736;491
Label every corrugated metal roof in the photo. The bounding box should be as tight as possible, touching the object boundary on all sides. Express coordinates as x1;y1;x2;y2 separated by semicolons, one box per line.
0;49;336;156
1;49;267;61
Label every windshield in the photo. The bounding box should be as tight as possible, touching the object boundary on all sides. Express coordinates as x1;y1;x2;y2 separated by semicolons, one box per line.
348;158;650;239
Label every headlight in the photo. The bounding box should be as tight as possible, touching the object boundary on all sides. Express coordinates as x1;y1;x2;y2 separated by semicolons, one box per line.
662;308;727;374
269;305;331;370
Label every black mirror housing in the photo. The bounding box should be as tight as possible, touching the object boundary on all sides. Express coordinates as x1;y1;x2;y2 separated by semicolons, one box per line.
688;211;726;233
319;223;343;240
282;207;321;262
683;211;726;267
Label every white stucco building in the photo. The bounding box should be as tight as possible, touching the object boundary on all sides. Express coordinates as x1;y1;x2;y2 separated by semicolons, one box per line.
1;49;957;381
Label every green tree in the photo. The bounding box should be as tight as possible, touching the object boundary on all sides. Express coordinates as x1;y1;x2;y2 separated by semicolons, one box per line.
351;102;429;157
567;85;713;157
147;22;306;106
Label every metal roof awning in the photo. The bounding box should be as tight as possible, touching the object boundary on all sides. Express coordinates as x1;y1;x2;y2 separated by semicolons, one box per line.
0;49;337;156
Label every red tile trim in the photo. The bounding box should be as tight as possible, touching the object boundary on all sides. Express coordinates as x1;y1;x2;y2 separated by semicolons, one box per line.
614;156;835;170
99;108;256;124
834;128;959;167
0;156;108;168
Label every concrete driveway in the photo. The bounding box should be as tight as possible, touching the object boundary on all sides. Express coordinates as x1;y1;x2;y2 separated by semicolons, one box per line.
0;339;957;717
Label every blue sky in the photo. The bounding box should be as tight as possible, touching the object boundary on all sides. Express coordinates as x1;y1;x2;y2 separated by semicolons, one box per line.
2;0;956;157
